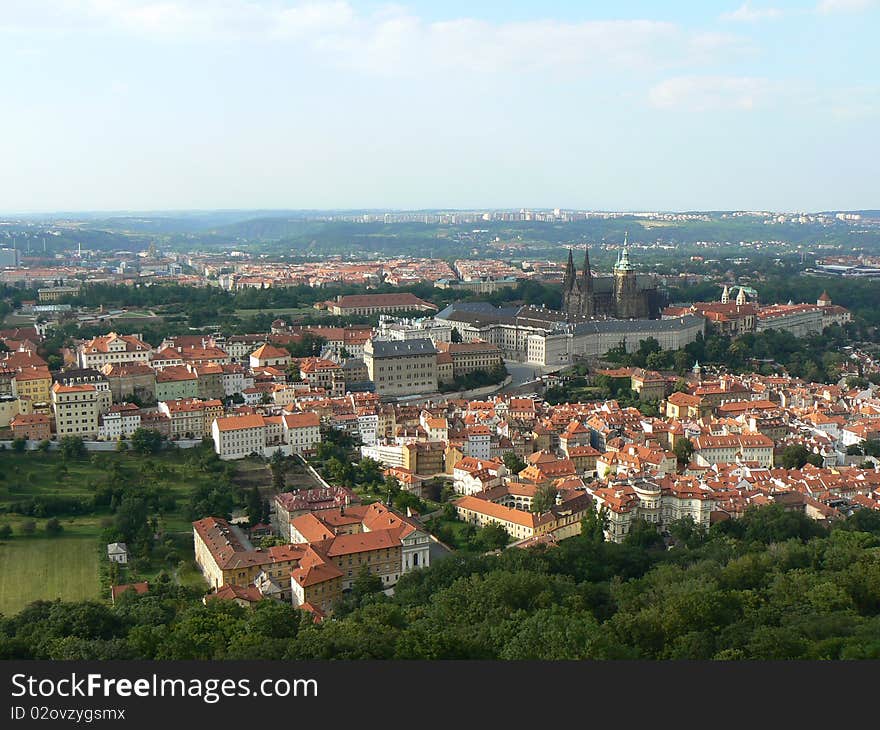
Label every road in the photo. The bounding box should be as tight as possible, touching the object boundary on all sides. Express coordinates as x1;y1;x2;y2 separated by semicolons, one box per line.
499;359;553;396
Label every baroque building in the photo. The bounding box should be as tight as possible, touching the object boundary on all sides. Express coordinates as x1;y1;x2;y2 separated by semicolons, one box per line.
562;237;657;320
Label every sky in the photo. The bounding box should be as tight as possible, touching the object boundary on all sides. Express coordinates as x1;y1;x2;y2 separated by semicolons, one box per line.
1;0;878;213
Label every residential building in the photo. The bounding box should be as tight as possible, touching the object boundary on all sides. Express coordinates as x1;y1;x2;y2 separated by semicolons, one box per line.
435;340;503;378
51;382;101;438
212;413;268;459
282;411;322;455
363;338;438;396
10;412;51;441
249;343;292;369
78;332;151;369
155;366;200;402
101;363;157;404
98;403;141;440
12;367;52;406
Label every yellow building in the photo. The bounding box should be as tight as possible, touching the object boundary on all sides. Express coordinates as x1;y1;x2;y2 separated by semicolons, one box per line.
51;382;101;438
193;516;306;591
12;367;52;405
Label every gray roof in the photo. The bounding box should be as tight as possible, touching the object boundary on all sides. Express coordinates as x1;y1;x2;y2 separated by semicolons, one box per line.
566;314;704;336
341;358;366;371
367;338;437;358
435;302;520;321
53;368;107;384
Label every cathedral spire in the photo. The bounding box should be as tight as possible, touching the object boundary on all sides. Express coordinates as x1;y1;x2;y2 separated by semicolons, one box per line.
580;246;592;286
563;248;576;290
579;245;595;317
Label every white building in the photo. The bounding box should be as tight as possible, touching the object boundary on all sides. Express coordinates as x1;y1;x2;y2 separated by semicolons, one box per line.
375;315;454;343
98;404;141;440
78;332;151;369
212;414;267;460
358;412;379;446
282;411;322;455
51;382;101;439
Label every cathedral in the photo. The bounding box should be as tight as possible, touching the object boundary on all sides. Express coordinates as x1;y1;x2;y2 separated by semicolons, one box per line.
561;238;659;321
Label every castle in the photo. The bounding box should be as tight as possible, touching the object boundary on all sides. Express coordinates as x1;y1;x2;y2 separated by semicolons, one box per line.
561;238;659;321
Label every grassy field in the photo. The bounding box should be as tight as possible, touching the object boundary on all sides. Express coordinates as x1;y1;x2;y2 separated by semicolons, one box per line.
233;306;329;318
0;448;244;612
0;537;101;615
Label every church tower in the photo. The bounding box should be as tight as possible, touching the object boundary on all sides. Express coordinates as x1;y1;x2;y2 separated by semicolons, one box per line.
613;234;639;319
562;248;580;319
579;246;594;317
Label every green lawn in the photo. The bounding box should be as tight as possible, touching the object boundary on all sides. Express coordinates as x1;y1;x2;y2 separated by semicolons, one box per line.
0;537;101;615
233;306;329;318
0;448;233;612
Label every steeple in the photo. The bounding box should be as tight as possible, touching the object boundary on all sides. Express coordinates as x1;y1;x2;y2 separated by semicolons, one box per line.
580;246;592;288
579;245;594;317
562;249;575;289
615;242;633;272
563;248;575;290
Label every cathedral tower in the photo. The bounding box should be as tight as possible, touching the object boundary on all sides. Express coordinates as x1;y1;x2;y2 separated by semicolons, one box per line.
562;248;580;319
613;234;640;319
579;246;595;317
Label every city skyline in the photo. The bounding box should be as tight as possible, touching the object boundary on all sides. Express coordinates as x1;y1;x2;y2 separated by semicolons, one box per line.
2;0;879;213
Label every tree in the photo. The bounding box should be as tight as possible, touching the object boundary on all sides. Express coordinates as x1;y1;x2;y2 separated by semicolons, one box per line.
781;444;811;469
247;486;263;523
623;518;664;550
450;327;463;343
668;515;706;549
530;484;559;514
673;437;694;467
131;428;164;455
45;517;63;536
351;564;383;602
59;436;86;460
114;496;151;546
673;350;691;375
384;474;401;502
116;439;129;452
472;522;510;551
0;524;12;538
269;450;288;490
12;437;27;453
36;439;51;453
502;452;526;475
356;457;383;487
21;520;36;536
580;506;608;544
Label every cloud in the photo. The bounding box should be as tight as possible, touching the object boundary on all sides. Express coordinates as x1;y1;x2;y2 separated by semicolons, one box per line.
816;0;877;13
721;3;785;21
0;2;754;77
648;75;780;111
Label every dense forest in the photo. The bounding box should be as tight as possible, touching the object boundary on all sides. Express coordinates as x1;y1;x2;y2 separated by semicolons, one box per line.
4;505;880;660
